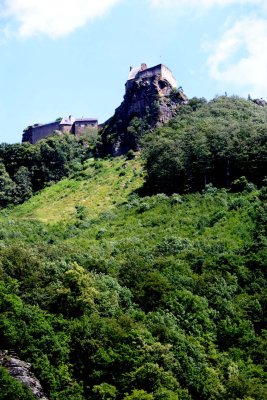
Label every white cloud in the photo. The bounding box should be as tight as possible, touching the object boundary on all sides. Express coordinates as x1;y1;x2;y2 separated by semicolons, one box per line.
207;17;267;97
150;0;265;9
0;0;121;39
150;0;267;97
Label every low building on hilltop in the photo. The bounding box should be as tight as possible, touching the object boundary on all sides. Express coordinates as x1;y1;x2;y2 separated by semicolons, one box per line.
22;116;98;144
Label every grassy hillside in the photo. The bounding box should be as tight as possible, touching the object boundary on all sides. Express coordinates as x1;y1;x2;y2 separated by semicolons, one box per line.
0;153;266;400
0;97;267;399
5;156;143;223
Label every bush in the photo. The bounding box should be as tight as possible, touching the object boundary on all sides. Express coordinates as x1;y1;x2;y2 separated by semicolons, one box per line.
123;389;154;400
0;367;36;400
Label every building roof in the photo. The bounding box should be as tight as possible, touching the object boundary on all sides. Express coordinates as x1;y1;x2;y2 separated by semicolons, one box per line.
127;63;168;82
59;116;75;125
32;121;58;129
74;118;98;123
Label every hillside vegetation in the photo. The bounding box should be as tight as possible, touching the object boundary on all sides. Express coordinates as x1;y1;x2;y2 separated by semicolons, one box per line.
143;96;267;193
0;96;266;399
8;156;143;223
0;135;89;209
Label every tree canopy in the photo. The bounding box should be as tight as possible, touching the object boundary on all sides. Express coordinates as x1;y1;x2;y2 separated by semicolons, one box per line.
142;96;267;194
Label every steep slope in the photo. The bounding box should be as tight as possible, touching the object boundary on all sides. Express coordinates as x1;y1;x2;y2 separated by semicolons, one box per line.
0;153;266;400
6;156;143;223
1;95;267;399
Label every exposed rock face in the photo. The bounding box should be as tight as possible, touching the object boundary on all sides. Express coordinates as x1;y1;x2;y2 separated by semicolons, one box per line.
252;98;267;107
99;63;188;156
0;351;48;400
119;75;186;123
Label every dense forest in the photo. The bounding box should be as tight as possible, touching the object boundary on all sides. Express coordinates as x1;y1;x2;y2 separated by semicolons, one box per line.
0;96;267;399
142;96;267;194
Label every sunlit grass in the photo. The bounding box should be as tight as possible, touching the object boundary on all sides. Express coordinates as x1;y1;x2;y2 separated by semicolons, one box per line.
7;156;144;223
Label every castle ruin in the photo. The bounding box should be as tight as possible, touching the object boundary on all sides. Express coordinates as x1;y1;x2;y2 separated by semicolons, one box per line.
126;63;177;91
99;63;188;155
22;116;98;144
22;62;187;154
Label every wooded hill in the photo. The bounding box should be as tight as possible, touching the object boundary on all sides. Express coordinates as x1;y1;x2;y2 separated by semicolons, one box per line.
0;96;266;399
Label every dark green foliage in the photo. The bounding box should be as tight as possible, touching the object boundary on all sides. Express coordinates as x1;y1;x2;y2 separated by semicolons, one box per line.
99;116;150;156
13;166;33;203
123;390;154;399
0;367;36;400
0;135;89;208
142;96;267;194
0;183;266;399
0;163;16;207
0;96;267;399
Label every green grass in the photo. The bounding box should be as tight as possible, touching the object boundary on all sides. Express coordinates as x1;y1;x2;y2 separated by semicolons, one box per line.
0;182;256;279
0;154;257;279
6;156;144;223
0;155;256;259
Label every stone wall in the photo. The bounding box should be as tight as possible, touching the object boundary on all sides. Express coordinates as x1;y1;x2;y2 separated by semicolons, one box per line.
27;122;60;144
74;121;98;138
137;64;162;81
22;119;98;144
60;124;73;134
127;64;177;90
161;65;177;88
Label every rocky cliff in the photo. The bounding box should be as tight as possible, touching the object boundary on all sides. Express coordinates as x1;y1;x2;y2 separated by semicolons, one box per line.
98;64;188;156
0;351;48;399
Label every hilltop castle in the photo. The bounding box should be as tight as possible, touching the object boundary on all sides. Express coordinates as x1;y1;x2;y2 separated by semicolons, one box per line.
22;63;187;150
100;63;188;155
122;63;187;122
22;116;98;144
126;63;177;91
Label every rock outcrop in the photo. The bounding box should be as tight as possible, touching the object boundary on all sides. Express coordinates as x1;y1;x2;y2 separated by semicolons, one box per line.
252;98;267;107
99;63;188;156
0;351;48;400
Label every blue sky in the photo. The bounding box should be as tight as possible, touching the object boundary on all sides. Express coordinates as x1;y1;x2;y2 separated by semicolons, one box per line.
0;0;267;143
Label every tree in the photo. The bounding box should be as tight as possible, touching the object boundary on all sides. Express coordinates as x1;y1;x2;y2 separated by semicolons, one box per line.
0;163;15;208
123;389;154;400
13;166;32;204
142;96;267;194
92;383;117;399
0;367;36;400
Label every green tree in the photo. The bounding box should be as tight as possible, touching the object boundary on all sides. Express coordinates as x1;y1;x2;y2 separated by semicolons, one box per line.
13;166;32;204
0;162;16;208
123;389;154;400
0;367;36;400
92;383;117;399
